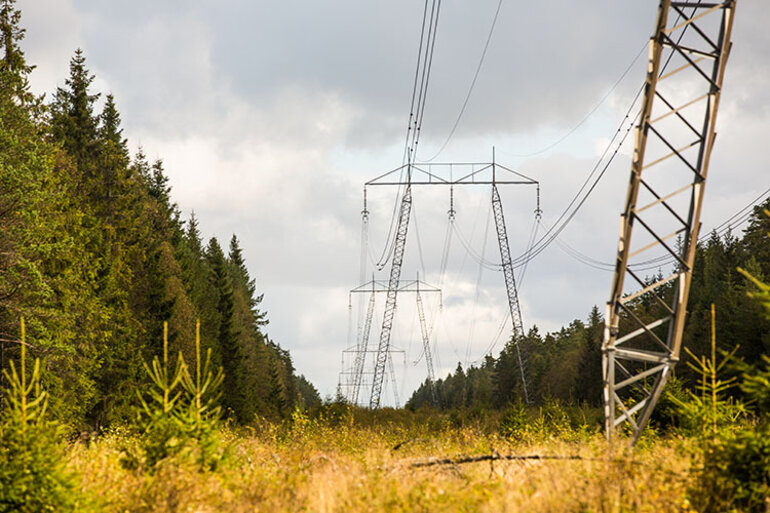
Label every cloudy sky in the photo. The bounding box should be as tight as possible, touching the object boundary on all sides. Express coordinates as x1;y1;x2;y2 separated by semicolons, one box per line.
18;1;769;403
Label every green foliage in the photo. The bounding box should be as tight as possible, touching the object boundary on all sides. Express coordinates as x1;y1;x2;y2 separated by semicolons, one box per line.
499;401;529;440
177;319;225;471
741;355;770;417
0;318;75;513
129;320;225;472
738;209;770;320
688;212;770;513
666;343;745;439
130;322;187;469
499;399;598;442
1;3;308;431
689;426;770;513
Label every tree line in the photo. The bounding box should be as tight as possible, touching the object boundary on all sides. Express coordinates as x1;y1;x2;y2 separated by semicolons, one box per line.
0;0;319;430
407;201;770;413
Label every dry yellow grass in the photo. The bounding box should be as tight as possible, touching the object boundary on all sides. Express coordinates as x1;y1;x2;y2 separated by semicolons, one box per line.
66;419;695;513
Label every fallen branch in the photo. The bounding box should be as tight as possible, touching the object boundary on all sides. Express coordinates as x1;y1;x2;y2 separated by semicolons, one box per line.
405;452;692;480
410;453;586;468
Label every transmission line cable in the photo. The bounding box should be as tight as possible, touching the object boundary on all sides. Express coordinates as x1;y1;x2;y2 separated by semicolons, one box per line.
508;84;643;270
466;201;493;367
376;0;443;270
547;188;770;273
420;0;504;162
505;18;702;270
402;0;433;166
515;215;541;287
506;42;647;158
412;204;428;277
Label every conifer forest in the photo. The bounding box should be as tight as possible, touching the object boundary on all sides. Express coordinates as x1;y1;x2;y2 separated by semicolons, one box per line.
1;0;769;511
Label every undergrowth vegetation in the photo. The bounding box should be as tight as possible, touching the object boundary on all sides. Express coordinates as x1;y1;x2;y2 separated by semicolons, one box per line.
56;408;698;513
0;319;76;513
2;392;768;512
1;312;768;511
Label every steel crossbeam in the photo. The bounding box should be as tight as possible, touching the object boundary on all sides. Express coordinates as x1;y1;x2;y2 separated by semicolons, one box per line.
603;0;736;444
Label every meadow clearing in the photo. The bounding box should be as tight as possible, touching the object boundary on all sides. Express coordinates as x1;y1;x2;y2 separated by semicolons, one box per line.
66;408;695;513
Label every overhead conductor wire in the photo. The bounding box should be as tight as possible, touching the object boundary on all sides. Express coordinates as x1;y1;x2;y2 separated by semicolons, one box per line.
420;0;504;162
374;0;442;270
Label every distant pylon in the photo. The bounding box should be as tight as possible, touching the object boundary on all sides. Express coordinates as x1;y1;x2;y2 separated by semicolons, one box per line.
365;160;539;408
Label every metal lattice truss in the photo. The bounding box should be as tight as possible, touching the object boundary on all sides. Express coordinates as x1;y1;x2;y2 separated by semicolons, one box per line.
415;288;438;406
339;346;404;405
603;0;736;443
370;184;412;408
492;184;530;404
366;161;538;408
352;291;376;405
345;278;441;406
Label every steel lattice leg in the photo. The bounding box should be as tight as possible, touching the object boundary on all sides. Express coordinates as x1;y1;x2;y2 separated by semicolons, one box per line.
603;0;736;444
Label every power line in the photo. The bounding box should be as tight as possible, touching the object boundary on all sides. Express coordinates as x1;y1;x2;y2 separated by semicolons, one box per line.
508;87;643;270
505;42;647;158
420;0;504;162
501;17;702;269
370;0;444;408
552;188;770;272
375;0;443;271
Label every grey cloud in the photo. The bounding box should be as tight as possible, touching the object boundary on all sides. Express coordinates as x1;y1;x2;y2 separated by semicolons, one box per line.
17;0;770;400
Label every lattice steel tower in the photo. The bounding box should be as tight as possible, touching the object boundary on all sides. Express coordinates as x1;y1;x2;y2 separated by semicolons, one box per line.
366;161;539;408
603;0;736;443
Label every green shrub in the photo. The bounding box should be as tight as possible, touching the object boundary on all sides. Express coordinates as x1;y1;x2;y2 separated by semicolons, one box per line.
666;306;746;440
499;401;529;440
176;319;224;471
689;220;770;513
690;425;770;513
131;322;187;469
0;318;75;513
126;320;224;472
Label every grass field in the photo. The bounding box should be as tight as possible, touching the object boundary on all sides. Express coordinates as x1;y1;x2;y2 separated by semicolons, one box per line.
66;409;697;513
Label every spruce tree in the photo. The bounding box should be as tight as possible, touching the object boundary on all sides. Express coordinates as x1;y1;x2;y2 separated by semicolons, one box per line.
0;0;33;103
267;353;287;418
207;237;245;421
575;306;603;405
50;49;100;176
0;14;102;425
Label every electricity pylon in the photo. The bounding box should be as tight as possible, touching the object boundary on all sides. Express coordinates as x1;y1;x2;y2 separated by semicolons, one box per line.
415;283;438;406
370;183;412;408
603;0;736;444
492;183;530;404
366;160;539;408
340;278;441;406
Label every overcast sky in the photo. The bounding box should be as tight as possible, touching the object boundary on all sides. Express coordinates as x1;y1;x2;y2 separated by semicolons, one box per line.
18;1;769;404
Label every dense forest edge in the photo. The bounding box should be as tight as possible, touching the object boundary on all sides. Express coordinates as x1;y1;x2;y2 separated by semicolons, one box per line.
0;1;320;430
